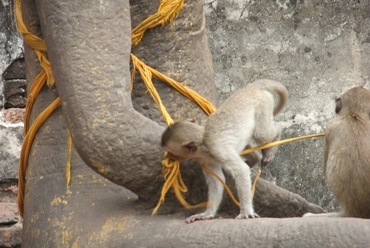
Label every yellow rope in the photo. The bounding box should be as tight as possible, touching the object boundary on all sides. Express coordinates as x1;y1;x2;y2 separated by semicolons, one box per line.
131;53;211;215
17;98;61;216
15;0;187;217
241;133;326;155
15;0;326;218
200;164;239;207
23;71;47;134
131;50;218;215
15;0;54;134
131;54;216;120
66;130;73;194
129;2;327;215
201;164;262;208
151;154;208;216
252;167;262;198
14;0;54;87
133;47;325;214
130;54;174;126
132;0;184;46
15;0;62;217
143;58;327;214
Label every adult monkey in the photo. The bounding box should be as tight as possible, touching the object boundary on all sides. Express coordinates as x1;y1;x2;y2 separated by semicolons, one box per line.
17;0;369;247
304;86;370;218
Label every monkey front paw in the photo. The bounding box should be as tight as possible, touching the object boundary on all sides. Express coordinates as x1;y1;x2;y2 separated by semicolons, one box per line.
185;213;215;224
236;212;260;219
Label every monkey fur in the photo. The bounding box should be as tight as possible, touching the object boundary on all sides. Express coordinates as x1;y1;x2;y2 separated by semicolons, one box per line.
161;79;288;223
304;86;370;218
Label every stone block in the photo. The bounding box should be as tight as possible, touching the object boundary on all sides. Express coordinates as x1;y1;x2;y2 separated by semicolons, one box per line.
3;79;26;109
3;58;26;80
0;180;21;248
0;125;23;180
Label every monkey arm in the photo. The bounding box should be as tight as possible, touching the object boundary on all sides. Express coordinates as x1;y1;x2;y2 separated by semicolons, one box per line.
186;164;225;223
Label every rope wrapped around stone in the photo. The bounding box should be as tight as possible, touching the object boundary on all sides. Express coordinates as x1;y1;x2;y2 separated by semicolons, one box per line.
15;0;325;218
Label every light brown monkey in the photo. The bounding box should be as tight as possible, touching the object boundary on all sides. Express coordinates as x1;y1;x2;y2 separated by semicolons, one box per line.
304;86;370;218
164;120;263;168
161;79;288;223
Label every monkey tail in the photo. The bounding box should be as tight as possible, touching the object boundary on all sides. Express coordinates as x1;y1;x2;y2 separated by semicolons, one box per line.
253;79;289;115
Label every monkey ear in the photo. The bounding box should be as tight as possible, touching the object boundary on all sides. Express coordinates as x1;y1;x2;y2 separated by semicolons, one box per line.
182;141;198;154
335;97;342;114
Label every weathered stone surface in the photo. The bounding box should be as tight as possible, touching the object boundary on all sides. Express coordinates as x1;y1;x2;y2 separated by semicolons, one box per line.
0;125;23;181
0;203;19;224
0;224;22;248
0;0;24;109
204;0;370;212
3;59;27;110
3;58;26;80
2;108;25;124
0;179;18;203
3;80;27;109
114;216;370;248
0;180;21;248
0;0;23;70
2;0;368;215
1;0;370;247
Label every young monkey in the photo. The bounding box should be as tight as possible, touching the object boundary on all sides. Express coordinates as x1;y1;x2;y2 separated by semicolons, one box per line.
161;79;288;223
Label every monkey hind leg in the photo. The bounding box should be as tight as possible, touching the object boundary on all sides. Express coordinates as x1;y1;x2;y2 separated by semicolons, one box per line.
255;123;282;167
222;153;259;219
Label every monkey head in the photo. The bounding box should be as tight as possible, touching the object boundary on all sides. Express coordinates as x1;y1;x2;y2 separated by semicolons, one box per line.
161;121;205;161
335;86;370;116
162;140;199;161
